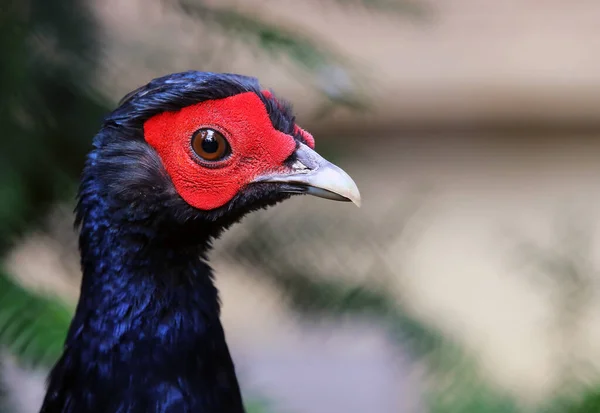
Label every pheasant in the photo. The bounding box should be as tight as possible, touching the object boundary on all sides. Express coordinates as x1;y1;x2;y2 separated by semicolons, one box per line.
39;71;360;413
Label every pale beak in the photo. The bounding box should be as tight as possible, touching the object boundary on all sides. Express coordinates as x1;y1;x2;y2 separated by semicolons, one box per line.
252;143;361;207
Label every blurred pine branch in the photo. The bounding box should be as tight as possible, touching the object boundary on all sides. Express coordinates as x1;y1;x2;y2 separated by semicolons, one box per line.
330;0;430;18
0;270;71;368
173;0;369;110
177;1;340;72
222;204;525;413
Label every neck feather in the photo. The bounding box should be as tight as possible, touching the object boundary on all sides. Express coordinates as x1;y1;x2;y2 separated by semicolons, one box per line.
40;190;245;413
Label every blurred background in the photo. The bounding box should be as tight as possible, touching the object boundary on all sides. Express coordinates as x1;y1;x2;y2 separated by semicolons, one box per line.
2;0;600;412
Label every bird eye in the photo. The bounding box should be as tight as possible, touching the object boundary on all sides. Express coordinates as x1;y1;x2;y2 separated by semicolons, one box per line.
191;128;230;162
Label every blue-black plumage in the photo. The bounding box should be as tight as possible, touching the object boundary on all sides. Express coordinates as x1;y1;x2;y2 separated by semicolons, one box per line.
39;71;360;413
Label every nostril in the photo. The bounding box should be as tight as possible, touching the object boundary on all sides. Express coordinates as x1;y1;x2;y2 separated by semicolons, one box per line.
290;159;309;173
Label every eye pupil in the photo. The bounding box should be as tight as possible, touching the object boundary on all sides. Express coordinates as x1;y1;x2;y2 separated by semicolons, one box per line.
201;134;219;154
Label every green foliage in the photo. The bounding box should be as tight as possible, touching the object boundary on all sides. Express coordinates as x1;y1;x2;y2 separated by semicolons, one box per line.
551;389;600;413
331;0;430;18
0;0;109;252
222;209;525;413
0;270;72;367
223;209;600;413
244;398;277;413
175;0;367;110
179;2;338;72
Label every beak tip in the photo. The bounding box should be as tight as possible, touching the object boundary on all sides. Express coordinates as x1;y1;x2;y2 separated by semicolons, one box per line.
348;187;362;208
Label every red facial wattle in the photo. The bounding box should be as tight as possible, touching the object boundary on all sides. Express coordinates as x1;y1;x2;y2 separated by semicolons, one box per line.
294;124;315;149
143;92;299;210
